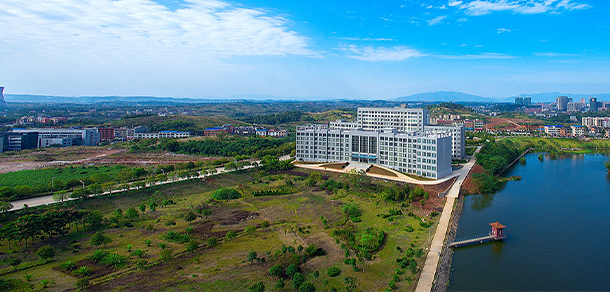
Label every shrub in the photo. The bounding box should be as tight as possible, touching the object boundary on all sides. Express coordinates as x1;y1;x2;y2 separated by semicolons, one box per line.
248;281;265;292
88;250;109;263
59;261;76;271
36;245;56;261
211;188;241;200
75;277;90;290
101;253;128;267
327;267;341;277
292;273;305;290
73;266;93;277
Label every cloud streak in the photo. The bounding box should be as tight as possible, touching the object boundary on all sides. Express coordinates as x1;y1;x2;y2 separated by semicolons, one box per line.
0;0;312;62
339;45;424;61
427;16;448;25
453;0;591;16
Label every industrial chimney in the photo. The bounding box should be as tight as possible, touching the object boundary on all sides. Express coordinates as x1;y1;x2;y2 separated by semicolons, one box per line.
0;87;6;107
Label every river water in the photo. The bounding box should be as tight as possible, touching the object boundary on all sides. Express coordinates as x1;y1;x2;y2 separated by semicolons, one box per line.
449;153;610;291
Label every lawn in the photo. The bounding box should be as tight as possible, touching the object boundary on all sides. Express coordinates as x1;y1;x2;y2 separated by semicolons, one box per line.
0;168;441;292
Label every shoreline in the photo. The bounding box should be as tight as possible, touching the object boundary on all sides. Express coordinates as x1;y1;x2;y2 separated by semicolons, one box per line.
432;193;464;292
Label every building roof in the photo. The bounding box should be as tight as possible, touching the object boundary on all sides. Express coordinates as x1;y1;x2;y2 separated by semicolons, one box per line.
204;127;224;130
489;222;506;229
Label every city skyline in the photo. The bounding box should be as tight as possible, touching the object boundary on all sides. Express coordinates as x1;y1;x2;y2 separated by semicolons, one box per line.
1;0;609;100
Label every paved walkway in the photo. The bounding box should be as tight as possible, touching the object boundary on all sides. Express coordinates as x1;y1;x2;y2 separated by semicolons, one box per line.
415;146;481;292
294;162;461;185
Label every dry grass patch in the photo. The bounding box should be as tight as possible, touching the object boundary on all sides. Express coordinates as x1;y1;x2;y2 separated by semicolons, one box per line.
367;165;398;177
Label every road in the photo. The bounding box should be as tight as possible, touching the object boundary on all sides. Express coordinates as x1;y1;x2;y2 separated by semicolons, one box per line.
8;155;292;212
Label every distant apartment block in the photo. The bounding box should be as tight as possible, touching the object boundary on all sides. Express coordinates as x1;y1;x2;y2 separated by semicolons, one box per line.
134;131;190;139
556;96;571;111
567;102;585;112
582;117;610;128
295;125;453;179
515;97;532;106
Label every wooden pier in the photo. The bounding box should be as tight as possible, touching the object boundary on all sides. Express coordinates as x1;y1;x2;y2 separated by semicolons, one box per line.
446;221;507;248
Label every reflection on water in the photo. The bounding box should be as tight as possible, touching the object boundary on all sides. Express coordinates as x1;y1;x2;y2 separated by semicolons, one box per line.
469;193;495;211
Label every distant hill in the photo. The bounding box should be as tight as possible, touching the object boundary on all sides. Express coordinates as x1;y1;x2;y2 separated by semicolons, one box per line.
3;94;333;104
110;114;248;135
395;91;500;103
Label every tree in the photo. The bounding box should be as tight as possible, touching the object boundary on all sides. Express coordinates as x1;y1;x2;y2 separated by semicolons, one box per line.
292;273;305;290
206;237;218;248
248;281;265;292
226;230;237;240
139;203;146;213
149;202;158;212
202;209;212;219
90;231;112;248
0;200;13;213
145;224;155;235
605;159;610;172
185;240;200;253
299;282;316;292
247;251;258;263
245;225;257;234
269;264;283;277
52;190;69;203
36;245;56;262
285;264;298;277
124;207;139;220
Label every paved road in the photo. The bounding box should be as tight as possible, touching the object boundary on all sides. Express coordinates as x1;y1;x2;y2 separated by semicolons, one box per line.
415;146;481;292
8;155;292;212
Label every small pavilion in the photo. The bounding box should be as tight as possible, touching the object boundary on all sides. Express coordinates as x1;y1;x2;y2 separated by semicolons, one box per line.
489;221;506;239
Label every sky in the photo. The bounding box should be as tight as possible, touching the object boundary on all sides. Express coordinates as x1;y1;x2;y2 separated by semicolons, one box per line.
1;0;609;100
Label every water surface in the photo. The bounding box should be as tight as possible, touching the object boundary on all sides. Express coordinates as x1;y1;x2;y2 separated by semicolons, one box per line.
449;153;610;291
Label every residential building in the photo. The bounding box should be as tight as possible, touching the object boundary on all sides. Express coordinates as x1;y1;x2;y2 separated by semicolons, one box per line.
544;125;564;136
295;125;453;179
571;125;584;136
582;117;610;128
567;102;585;112
556;96;571;111
98;127;115;141
134;131;190;139
590;98;599;112
268;129;287;137
204;127;226;137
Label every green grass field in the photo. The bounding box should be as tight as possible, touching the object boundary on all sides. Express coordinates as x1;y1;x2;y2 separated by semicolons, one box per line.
0;169;438;292
0;165;127;188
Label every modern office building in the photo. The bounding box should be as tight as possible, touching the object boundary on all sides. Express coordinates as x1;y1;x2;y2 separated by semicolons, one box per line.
0;132;38;152
331;106;464;160
295;125;453;179
11;128;100;146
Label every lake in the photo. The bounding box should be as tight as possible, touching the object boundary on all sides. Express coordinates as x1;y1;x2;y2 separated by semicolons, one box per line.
449;153;610;291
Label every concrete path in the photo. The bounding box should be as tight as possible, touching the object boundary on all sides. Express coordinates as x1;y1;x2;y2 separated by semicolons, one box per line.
8;155;293;212
415;146;481;292
294;162;460;185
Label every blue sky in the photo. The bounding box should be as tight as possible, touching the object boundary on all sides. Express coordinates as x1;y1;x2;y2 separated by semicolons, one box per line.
1;0;609;99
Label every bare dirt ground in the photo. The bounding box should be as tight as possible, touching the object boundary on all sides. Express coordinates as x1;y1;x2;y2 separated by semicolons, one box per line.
0;148;215;174
460;163;486;194
485;118;543;132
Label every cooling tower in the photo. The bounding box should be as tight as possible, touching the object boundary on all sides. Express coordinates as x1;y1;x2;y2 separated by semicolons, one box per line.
0;87;6;107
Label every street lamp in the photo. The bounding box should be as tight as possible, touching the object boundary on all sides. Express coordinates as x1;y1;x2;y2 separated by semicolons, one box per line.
51;176;56;193
79;180;85;189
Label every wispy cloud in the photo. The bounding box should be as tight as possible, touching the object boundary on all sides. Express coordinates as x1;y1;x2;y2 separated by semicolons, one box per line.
533;52;578;57
497;28;512;33
435;53;515;59
339;45;424;61
427;15;448;25
342;37;395;41
0;0;313;62
454;0;591;16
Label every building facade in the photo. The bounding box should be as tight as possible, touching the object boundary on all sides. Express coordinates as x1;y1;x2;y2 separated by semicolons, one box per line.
331;106;464;160
295;125;453;179
134;131;190;139
11;128;100;146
